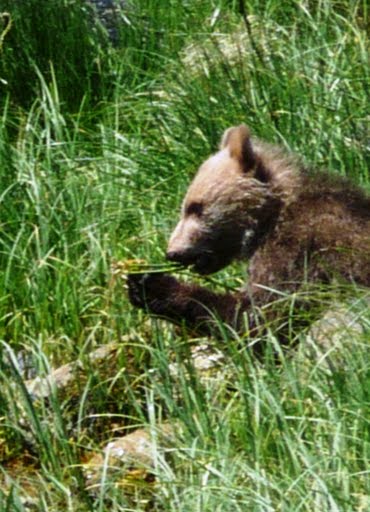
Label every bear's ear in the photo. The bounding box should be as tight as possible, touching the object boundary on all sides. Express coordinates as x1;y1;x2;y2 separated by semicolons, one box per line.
220;124;256;172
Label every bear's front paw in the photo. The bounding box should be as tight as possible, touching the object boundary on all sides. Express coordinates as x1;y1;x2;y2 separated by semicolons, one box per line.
127;272;180;312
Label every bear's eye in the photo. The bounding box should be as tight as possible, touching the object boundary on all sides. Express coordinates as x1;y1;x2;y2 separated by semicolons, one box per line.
185;201;204;217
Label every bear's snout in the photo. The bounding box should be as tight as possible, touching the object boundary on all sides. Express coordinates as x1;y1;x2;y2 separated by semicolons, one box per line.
167;248;222;275
166;250;181;262
166;248;198;266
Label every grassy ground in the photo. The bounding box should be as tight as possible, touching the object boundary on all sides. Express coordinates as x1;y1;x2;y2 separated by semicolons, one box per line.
0;0;369;510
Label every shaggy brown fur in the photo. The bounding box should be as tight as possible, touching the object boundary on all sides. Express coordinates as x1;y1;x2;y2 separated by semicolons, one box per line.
128;125;370;340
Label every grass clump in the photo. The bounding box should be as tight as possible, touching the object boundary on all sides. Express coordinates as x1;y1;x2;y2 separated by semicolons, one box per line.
0;0;369;510
0;0;111;111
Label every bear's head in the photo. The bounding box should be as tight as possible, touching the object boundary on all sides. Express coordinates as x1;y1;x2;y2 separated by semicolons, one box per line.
166;124;283;274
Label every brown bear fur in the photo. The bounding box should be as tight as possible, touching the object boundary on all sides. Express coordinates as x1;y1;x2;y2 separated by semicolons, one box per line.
128;125;370;341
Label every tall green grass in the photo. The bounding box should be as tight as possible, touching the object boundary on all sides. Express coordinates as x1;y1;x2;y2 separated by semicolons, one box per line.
0;0;369;510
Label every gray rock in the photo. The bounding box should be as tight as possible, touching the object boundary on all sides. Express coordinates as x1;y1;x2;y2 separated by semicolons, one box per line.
83;423;176;490
88;0;129;44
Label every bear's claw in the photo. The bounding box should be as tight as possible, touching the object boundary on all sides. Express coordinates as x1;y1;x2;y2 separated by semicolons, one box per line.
127;272;179;310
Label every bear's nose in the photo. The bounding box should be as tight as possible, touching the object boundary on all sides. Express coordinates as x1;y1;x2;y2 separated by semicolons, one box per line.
166;250;183;263
166;249;196;266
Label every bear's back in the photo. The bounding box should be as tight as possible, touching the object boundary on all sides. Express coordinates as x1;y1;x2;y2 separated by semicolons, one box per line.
249;171;370;290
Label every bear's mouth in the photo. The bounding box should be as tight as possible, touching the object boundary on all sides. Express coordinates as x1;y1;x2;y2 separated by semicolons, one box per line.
192;253;229;275
166;250;224;275
166;239;237;275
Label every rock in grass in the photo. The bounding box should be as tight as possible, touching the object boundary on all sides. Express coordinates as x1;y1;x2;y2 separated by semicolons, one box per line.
83;423;175;490
25;343;119;399
88;0;129;44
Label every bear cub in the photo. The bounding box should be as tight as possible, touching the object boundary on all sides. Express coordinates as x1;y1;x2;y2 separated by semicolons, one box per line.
128;124;370;340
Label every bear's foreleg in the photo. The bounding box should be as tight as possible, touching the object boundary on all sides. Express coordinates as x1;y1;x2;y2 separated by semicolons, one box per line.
127;272;253;336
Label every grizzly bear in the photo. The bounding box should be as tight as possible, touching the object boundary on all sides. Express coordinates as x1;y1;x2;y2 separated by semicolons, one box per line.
128;124;370;341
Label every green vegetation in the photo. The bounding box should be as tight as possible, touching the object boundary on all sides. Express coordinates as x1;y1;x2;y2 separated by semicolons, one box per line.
0;0;369;510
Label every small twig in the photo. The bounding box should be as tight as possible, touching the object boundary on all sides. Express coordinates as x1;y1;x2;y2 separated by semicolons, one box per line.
111;259;184;277
238;0;265;66
0;12;12;53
